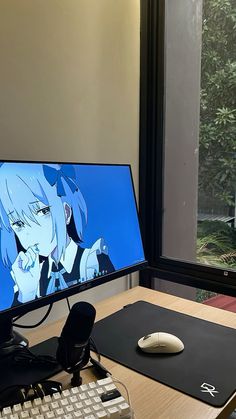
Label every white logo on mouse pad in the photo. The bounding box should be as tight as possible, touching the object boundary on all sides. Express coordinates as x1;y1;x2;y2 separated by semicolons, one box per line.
201;382;219;397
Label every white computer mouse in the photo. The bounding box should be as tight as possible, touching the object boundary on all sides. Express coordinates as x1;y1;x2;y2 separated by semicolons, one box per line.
138;332;184;354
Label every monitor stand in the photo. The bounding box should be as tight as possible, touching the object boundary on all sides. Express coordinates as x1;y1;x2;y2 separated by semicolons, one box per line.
0;318;62;392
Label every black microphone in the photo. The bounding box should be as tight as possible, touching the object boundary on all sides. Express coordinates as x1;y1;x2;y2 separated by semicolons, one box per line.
56;301;96;385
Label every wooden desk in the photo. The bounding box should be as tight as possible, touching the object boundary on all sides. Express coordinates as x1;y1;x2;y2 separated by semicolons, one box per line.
26;286;236;419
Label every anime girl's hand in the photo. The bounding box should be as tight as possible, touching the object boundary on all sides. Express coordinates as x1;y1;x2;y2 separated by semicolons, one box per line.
10;244;41;303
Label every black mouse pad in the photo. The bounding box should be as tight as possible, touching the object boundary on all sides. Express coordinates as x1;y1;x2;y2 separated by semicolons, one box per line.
92;300;236;407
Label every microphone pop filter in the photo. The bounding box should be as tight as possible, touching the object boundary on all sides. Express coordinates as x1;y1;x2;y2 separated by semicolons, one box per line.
61;301;96;343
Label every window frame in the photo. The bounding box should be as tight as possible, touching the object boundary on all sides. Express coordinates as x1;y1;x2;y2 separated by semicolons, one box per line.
139;0;236;297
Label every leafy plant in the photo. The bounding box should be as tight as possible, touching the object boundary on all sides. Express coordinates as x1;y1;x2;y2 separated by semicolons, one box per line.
196;289;217;303
197;221;236;268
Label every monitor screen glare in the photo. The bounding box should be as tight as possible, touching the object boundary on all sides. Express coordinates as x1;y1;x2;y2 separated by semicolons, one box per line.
0;162;146;312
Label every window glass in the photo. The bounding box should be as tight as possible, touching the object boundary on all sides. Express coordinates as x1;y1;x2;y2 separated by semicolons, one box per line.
163;0;235;270
161;0;236;307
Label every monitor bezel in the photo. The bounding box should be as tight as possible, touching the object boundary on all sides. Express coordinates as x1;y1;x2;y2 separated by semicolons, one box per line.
0;159;148;318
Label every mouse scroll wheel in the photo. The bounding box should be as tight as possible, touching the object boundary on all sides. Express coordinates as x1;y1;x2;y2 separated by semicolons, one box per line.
143;335;151;340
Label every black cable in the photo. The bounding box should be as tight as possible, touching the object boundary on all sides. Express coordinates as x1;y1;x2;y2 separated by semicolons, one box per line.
0;380;62;409
14;313;24;322
90;337;101;362
13;304;53;329
66;297;71;312
13;345;58;367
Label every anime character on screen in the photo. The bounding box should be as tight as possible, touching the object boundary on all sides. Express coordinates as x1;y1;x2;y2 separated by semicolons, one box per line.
0;162;114;306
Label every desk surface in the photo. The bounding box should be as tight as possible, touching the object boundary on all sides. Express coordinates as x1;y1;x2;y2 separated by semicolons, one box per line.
26;286;236;419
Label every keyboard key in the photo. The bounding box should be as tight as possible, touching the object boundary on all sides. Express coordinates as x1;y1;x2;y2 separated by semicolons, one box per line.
102;396;126;408
45;412;55;418
43;395;51;404
95;411;108;418
96;388;104;396
80;384;88;391
83;407;92;415
101;389;121;402
19;412;30;418
107;406;120;418
52;392;61;400
92;404;103;412
119;402;131;415
74;402;83;410
104;384;117;392
59;398;69;407
97;377;113;386
65;405;74;413
50;401;59;410
2;406;12;415
33;398;42;407
93;397;101;404
88;390;96;397
62;389;71;397
71;387;79;395
88;382;96;389
55;408;65;416
29;407;40;416
22;401;32;410
12;404;22;413
40;404;50;413
69;395;78;404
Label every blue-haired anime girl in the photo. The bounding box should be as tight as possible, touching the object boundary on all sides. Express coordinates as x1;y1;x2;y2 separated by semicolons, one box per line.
0;162;114;306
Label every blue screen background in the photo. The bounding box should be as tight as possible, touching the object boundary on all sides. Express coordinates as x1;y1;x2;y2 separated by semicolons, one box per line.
0;164;145;310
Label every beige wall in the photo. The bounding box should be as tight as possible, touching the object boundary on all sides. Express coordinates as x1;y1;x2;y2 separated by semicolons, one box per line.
0;0;140;324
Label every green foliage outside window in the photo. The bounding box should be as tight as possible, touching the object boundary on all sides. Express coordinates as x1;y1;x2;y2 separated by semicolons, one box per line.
199;0;236;206
197;220;236;268
196;220;236;302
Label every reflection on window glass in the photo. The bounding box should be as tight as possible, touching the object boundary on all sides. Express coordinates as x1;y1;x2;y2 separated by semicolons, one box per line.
198;0;236;271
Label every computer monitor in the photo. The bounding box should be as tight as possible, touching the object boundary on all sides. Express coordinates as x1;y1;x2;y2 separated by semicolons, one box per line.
0;161;147;388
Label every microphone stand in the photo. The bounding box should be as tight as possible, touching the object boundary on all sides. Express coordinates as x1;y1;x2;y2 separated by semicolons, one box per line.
57;337;91;386
70;343;91;386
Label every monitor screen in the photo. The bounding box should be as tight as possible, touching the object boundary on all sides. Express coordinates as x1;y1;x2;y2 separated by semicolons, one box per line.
0;161;147;316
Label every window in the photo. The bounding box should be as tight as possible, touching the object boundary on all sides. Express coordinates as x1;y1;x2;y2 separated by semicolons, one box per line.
139;0;236;301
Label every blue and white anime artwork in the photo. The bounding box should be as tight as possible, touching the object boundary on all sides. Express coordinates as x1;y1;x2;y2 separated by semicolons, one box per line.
0;163;114;307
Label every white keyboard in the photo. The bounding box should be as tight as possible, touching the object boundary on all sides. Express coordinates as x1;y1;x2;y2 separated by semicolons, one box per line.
0;376;133;419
